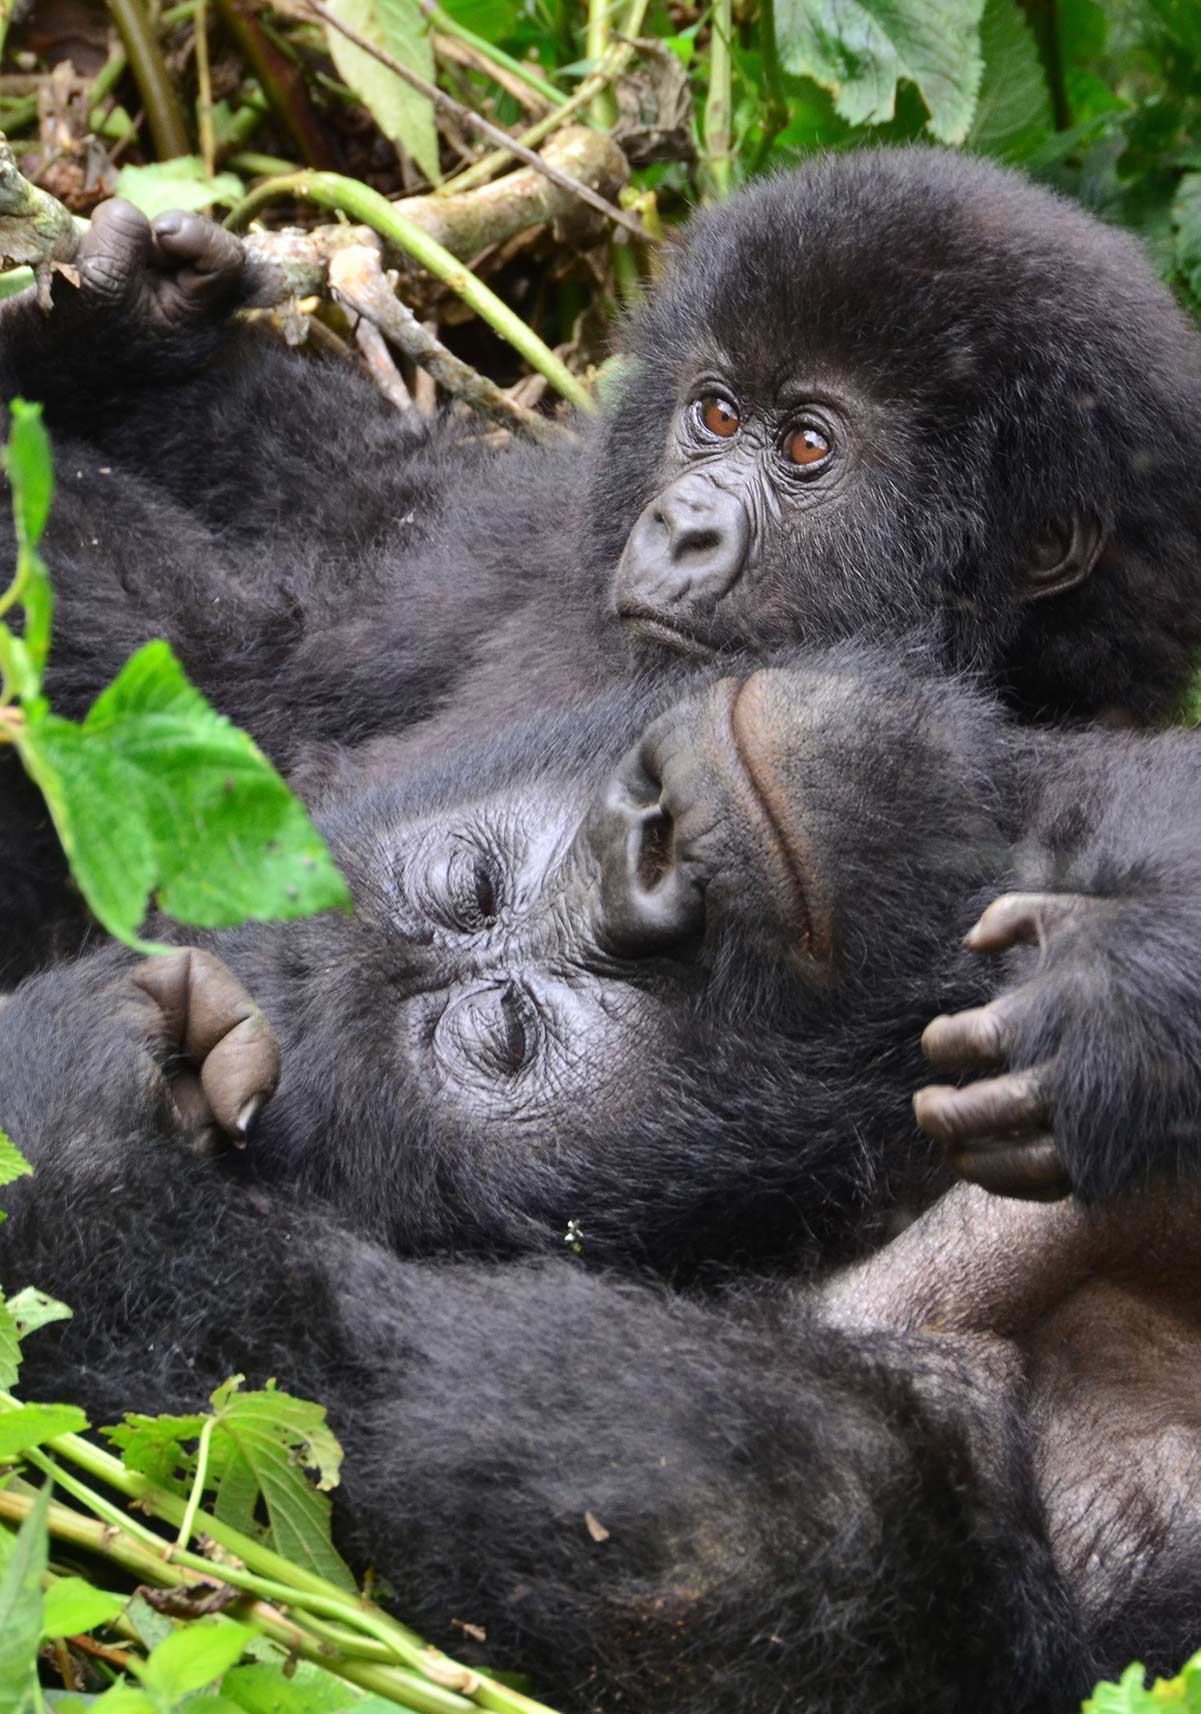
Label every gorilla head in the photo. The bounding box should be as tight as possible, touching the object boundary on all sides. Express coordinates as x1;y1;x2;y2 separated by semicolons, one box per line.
596;148;1201;721
207;649;1012;1269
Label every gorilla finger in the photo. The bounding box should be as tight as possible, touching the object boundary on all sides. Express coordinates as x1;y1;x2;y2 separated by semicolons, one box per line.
132;947;195;1046
133;948;278;1098
964;892;1084;955
167;1068;228;1157
948;1135;1073;1202
921;989;1027;1071
152;211;247;290
76;199;154;304
199;1014;280;1139
914;1068;1048;1146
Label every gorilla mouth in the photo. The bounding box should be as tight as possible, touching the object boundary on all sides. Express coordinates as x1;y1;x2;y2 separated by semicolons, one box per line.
617;604;716;660
726;674;821;960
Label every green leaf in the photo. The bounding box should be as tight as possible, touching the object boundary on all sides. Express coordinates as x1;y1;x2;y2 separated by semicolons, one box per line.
115;159;245;220
125;1591;177;1652
1174;171;1201;301
7;1286;73;1339
0;1131;31;1189
773;0;985;142
41;1575;125;1639
221;1662;365;1714
967;0;1053;163
0;1401;88;1461
1078;1653;1201;1710
140;1620;257;1702
322;0;440;181
107;1378;354;1591
15;641;352;948
0;1481;48;1714
0;1297;20;1390
107;1408;210;1491
92;1686;155;1714
5;399;52;547
2;400;54;702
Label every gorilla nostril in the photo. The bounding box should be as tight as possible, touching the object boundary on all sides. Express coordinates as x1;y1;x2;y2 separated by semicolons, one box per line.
673;527;722;563
587;748;705;959
635;806;674;889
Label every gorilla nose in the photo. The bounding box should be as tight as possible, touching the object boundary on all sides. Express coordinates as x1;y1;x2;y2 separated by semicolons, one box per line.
616;472;750;615
585;742;705;958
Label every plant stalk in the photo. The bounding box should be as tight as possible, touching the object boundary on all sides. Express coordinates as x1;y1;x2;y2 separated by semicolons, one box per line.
438;0;649;196
703;0;733;200
105;0;191;159
223;170;592;409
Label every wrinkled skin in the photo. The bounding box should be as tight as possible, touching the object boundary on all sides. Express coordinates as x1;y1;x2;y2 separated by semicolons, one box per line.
5;146;1201;983
19;651;1009;1268
9;659;1201;1710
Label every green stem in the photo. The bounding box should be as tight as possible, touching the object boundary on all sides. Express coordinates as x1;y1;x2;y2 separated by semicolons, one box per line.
195;0;216;177
175;1411;214;1548
754;0;787;162
106;0;192;158
0;1486;460;1714
585;0;617;128
420;0;564;107
703;0;733;200
224;171;592;409
229;149;299;176
9;1406;562;1714
439;0;649;198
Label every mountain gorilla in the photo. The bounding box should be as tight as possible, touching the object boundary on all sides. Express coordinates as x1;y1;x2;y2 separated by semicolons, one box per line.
4;145;1201;983
8;652;1201;1711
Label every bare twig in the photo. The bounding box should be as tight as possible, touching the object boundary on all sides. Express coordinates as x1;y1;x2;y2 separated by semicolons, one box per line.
329;244;569;443
226;169;593;407
0;136;80;306
305;0;650;243
438;0;651;197
353;312;414;410
388;128;628;257
432;34;549;117
418;0;564;108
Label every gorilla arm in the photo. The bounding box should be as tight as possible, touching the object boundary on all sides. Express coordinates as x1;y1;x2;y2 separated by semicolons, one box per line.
0;948;1089;1714
0;200;527;557
916;727;1201;1202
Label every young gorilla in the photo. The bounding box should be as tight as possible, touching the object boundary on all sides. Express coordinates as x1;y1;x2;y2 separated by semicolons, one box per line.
4;145;1201;984
6;653;1201;1711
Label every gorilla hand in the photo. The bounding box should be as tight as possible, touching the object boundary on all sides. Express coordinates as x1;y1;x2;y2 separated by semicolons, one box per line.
68;199;271;339
132;947;281;1157
914;894;1082;1202
0;946;279;1178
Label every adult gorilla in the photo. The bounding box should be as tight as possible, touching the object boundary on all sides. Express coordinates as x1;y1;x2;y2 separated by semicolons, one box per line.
7;652;1201;1711
4;147;1201;979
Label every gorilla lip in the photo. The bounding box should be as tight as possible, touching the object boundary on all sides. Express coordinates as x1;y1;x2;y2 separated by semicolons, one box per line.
617;606;716;660
726;675;821;960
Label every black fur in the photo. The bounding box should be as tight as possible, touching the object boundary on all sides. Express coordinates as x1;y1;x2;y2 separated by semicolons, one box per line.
4;148;1201;979
7;659;1201;1709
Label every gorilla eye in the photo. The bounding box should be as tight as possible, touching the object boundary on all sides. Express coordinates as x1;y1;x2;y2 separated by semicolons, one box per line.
474;861;498;923
697;395;741;439
445;847;502;931
783;425;831;468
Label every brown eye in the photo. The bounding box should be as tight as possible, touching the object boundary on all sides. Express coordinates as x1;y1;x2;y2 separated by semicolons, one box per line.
699;396;740;438
784;425;831;467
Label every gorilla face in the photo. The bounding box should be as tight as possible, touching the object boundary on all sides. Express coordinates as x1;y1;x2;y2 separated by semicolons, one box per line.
217;651;1012;1266
599;149;1201;718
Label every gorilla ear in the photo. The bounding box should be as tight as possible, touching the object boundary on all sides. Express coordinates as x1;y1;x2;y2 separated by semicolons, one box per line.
1020;515;1107;602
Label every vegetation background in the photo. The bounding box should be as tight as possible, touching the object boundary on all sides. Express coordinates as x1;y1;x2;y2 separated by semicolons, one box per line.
2;0;1201;1710
7;0;1201;401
